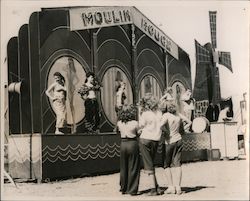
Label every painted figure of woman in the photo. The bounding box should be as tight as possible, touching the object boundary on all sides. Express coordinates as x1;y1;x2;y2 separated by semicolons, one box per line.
46;72;67;134
78;72;101;134
117;104;140;196
181;89;195;121
175;84;183;114
159;87;174;112
115;81;127;115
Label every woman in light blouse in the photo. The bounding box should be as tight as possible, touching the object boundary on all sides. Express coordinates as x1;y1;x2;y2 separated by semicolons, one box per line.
160;103;191;195
117;104;140;196
138;94;164;196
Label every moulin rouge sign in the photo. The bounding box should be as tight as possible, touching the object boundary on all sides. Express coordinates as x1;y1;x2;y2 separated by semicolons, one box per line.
69;6;178;59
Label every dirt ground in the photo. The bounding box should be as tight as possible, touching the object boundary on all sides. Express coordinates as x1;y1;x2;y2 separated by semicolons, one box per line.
2;159;249;201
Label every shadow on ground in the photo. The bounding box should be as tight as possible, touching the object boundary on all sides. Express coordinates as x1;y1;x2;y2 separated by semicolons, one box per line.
139;186;215;195
181;186;215;193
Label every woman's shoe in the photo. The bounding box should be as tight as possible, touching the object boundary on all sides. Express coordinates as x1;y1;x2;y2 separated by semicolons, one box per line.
130;191;142;196
147;189;162;196
55;131;64;135
119;189;127;194
165;186;176;194
175;186;183;195
156;188;165;195
147;191;158;196
176;190;183;195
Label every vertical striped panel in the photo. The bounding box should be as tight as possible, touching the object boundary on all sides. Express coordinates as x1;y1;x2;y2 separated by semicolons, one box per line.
7;37;21;134
29;12;42;133
8;134;42;179
19;24;32;133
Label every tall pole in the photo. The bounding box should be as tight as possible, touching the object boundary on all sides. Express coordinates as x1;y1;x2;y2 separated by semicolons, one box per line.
165;50;168;88
131;24;137;104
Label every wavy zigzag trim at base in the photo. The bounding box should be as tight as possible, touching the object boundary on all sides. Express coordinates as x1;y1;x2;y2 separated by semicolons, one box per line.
42;146;120;159
43;151;120;163
183;140;210;147
42;143;120;152
183;141;210;147
9;159;41;168
8;154;41;163
182;140;210;151
183;147;208;151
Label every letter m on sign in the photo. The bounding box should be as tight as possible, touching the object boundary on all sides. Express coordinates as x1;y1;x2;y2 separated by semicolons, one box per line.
82;13;93;27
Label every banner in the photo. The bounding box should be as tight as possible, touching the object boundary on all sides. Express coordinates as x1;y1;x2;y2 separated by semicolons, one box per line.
69;6;179;60
69;6;133;30
132;8;178;59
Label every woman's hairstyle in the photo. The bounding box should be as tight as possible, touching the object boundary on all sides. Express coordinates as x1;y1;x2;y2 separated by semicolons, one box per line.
167;103;177;114
115;81;125;92
118;104;137;123
85;72;95;83
53;72;65;85
115;71;122;82
139;94;159;113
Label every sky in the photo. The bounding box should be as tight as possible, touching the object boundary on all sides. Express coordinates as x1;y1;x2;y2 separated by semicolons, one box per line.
1;0;249;119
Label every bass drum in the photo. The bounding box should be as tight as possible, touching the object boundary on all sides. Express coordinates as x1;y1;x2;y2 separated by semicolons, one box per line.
192;117;210;133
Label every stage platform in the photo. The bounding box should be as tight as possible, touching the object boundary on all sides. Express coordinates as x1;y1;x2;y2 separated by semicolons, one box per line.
8;132;212;181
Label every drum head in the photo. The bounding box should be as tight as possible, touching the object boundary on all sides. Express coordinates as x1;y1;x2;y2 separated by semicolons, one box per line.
192;117;209;133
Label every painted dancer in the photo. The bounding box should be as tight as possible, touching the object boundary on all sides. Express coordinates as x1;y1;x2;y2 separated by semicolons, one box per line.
46;72;67;134
159;87;174;112
175;84;183;114
78;72;101;134
138;94;164;196
117;104;141;196
115;81;127;116
160;103;191;195
181;89;195;121
113;81;127;132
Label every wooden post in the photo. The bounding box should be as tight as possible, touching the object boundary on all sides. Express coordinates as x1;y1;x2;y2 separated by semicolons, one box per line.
131;24;137;104
164;50;168;88
92;31;98;74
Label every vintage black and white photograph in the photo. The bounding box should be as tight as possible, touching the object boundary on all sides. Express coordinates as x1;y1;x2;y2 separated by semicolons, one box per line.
0;0;249;200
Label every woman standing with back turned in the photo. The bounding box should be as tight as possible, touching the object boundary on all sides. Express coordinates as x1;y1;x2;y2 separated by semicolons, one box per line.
160;103;191;195
117;104;140;196
138;94;164;196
